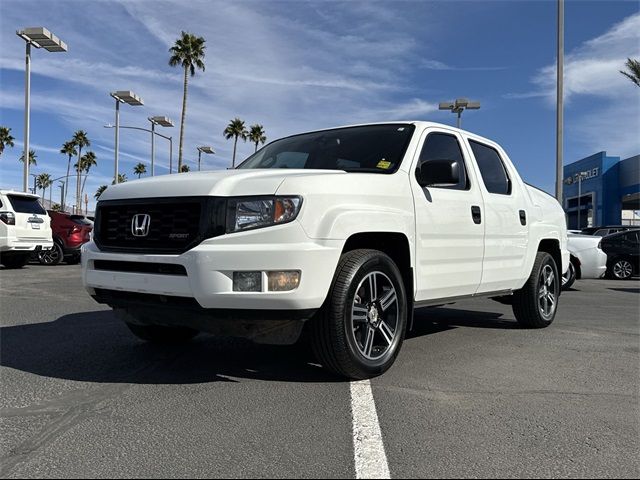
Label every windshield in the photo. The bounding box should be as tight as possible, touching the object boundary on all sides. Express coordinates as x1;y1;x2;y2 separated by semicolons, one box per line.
237;124;416;173
7;195;46;214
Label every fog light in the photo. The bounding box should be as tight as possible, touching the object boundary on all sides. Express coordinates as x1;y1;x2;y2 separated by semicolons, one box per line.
267;271;301;291
233;271;262;292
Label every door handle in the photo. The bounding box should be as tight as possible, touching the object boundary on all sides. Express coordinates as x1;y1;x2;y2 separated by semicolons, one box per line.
519;210;527;226
471;205;482;224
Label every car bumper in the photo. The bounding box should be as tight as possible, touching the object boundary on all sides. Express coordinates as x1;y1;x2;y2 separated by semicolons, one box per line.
82;221;343;311
0;238;53;253
577;249;608;279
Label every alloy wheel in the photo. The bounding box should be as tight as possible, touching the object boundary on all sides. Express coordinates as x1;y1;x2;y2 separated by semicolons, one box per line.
538;264;557;320
350;271;400;360
613;260;633;279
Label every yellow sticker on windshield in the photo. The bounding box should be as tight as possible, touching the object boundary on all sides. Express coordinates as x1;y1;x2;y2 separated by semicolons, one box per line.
377;160;391;169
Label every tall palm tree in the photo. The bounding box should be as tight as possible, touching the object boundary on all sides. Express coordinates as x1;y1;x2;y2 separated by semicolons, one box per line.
60;141;77;210
224;118;248;167
134;162;147;178
0;126;15;156
19;149;37;166
248;124;267;153
169;31;206;174
36;173;52;205
95;185;108;200
620;58;640;87
79;151;97;200
72;130;90;211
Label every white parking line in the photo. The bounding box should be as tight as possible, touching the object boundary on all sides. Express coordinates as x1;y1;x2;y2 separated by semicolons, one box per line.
350;379;391;479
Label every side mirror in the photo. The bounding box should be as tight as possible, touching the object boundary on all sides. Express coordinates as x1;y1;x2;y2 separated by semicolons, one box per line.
416;158;461;187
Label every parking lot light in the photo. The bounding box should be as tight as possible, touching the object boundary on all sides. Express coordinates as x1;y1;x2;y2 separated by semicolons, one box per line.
16;27;67;193
197;146;215;171
110;91;144;184
439;98;480;128
149;116;174;177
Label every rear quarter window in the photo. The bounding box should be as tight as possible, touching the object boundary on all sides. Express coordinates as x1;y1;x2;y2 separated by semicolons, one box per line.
7;195;46;214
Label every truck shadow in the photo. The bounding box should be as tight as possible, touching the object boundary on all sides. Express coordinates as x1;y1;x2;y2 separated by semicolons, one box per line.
1;307;515;385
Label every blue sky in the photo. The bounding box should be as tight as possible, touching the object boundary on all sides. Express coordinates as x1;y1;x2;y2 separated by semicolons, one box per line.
1;0;639;210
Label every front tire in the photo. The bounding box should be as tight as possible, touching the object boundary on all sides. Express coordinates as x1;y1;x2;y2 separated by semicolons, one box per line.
512;252;560;328
310;249;407;379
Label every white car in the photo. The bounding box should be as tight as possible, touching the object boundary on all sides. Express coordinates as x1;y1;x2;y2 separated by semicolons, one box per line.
562;233;608;289
82;121;569;379
0;190;53;269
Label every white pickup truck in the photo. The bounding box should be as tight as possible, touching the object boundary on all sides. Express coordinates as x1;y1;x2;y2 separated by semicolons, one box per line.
82;122;568;379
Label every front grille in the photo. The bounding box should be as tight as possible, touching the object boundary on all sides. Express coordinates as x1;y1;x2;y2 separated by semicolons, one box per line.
94;197;226;254
94;260;187;276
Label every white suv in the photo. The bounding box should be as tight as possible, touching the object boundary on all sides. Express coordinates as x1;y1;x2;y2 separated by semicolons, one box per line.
0;190;53;269
83;122;569;378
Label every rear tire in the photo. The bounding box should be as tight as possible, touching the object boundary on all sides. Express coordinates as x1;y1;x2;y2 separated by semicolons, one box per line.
38;242;63;266
1;253;30;269
561;261;576;290
608;257;634;280
513;252;559;328
310;249;407;379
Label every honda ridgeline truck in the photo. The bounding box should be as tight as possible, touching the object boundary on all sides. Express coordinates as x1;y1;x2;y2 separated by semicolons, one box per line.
82;122;569;379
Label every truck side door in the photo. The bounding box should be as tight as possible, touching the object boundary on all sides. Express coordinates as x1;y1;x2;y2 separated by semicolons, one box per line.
464;138;529;293
410;128;485;301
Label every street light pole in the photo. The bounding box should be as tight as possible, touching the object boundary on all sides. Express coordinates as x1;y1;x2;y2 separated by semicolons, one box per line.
150;120;155;176
22;42;31;193
439;98;481;129
16;27;67;193
110;91;144;184
148;116;173;177
196;146;215;171
556;0;564;202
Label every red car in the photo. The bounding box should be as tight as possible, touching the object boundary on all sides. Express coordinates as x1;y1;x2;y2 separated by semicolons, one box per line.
38;211;93;265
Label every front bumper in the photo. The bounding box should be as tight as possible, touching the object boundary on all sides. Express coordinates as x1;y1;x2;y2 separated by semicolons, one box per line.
0;238;53;253
82;221;342;311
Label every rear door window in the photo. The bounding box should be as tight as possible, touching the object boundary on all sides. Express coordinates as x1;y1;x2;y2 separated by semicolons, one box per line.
469;140;512;195
7;195;46;214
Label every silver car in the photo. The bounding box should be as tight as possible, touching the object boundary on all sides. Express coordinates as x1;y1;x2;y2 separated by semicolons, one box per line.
562;233;608;289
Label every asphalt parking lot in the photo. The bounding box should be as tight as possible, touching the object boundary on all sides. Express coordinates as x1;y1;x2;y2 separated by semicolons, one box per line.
1;264;638;478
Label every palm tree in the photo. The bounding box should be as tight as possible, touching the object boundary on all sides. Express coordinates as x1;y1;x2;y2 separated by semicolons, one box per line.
36;173;52;205
169;31;206;174
79;151;97;199
95;185;108;200
0;126;15;156
19;149;37;166
72;130;90;211
180;164;190;172
224;118;248;167
248;124;267;153
60;141;77;210
620;58;640;87
134;162;147;178
112;173;127;185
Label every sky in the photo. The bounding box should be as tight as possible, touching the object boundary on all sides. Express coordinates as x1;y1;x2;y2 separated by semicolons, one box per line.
0;0;639;211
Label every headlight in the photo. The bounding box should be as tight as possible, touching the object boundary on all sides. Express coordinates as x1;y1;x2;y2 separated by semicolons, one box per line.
226;196;302;233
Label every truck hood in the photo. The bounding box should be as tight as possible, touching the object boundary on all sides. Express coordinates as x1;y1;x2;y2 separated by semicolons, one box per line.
99;169;348;200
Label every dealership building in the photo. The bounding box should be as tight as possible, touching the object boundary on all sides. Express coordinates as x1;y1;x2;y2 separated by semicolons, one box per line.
563;152;640;230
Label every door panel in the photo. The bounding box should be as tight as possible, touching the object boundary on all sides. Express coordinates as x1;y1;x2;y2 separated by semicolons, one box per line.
410;129;485;301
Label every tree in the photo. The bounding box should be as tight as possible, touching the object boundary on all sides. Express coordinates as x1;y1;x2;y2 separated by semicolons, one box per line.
51;203;62;212
112;173;127;185
36;173;52;205
169;31;206;174
620;58;640;87
134;162;147;178
95;185;108;200
248;124;267;153
72;130;90;211
180;164;191;173
224;118;248;167
60;141;77;211
0;126;15;156
79;151;97;200
19;149;37;166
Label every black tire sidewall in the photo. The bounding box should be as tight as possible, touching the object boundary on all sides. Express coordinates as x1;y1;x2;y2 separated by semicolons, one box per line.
534;253;560;326
337;253;407;375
